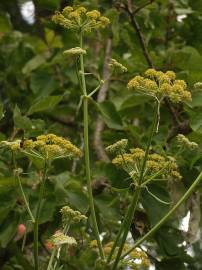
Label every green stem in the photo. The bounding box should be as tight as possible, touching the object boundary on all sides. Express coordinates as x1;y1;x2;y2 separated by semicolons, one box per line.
16;172;35;223
34;161;48;270
47;248;57;270
13;154;35;223
79;31;105;260
111;186;141;270
142;164;168;187
138;103;158;185
108;103;159;266
121;169;202;260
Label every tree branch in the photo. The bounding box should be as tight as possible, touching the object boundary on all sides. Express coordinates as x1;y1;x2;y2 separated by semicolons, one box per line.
124;2;154;68
94;38;112;162
134;0;155;14
116;0;191;141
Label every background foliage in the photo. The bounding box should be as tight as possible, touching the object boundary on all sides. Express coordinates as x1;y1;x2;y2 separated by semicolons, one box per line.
0;0;202;269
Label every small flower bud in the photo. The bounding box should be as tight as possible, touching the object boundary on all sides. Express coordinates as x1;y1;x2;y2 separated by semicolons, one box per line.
63;47;86;56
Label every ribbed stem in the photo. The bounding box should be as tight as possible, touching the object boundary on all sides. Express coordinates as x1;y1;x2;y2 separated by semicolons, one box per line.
34;161;47;270
79;31;105;260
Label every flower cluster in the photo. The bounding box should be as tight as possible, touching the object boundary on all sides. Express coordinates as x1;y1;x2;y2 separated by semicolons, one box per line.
63;47;86;56
194;82;202;89
176;134;198;150
50;231;77;246
52;6;110;32
106;139;128;154
109;58;128;73
107;140;182;182
127;68;191;103
1;134;81;161
60;205;87;225
91;240;150;269
129;248;150;268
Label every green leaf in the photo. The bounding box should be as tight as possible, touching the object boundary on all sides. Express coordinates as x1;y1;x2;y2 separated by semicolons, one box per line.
30;70;59;96
188;90;202;108
22;52;50;74
96;101;123;130
95;194;120;221
0;13;12;33
13;105;32;130
0;190;16;221
120;94;150;110
27;95;63;115
142;184;170;226
156;258;187;270
0;212;19;248
66;190;89;213
190;111;202;133
0;177;16;193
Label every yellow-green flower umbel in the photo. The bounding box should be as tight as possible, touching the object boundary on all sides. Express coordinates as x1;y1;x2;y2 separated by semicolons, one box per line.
107;140;182;183
127;68;191;103
1;134;81;161
52;6;110;32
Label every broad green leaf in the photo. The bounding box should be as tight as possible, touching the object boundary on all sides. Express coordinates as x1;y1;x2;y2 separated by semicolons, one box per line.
95;101;123;130
0;177;16;192
0;191;16;221
120;94;150;110
22;52;50;74
27;95;63;115
142;184;170;226
190;111;202;133
30;70;59;96
66;190;89;213
188;90;202;108
0;212;19;248
45;28;63;48
156;227;184;257
13;105;32;130
95;194;120;221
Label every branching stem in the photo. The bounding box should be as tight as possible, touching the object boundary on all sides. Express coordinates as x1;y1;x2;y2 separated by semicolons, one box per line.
109;103;159;269
120;169;202;259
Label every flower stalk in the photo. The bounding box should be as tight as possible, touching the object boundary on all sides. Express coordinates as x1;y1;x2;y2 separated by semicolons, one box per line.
79;31;105;260
34;160;48;270
109;102;159;269
14;160;35;223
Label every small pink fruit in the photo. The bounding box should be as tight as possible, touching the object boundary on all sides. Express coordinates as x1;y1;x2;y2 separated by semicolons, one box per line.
17;224;26;235
45;241;54;251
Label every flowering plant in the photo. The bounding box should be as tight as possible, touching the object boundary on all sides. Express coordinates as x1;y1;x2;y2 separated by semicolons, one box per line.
0;2;202;270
